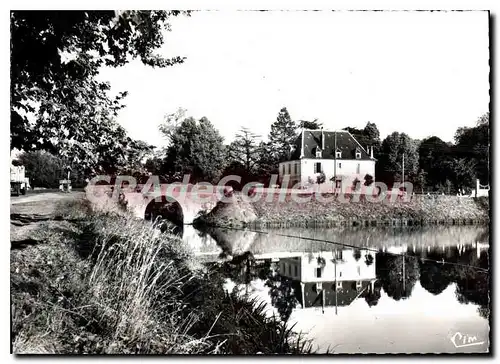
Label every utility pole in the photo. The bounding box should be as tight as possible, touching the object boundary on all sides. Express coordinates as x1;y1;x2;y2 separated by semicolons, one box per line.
334;255;338;315
402;252;406;292
402;153;405;186
334;130;337;193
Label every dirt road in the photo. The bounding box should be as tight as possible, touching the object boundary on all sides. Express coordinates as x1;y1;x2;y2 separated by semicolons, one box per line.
10;191;84;205
10;192;84;244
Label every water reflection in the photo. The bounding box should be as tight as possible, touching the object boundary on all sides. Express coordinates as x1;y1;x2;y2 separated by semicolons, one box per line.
181;225;490;353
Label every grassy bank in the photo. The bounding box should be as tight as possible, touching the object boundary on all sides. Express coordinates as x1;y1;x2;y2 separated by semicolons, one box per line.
196;193;489;228
11;198;310;354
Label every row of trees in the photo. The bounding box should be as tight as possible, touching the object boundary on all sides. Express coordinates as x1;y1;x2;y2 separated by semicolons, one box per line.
17;104;489;192
141;106;489;193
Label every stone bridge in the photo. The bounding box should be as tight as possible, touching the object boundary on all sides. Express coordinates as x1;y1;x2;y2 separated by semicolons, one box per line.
86;184;227;225
126;184;229;224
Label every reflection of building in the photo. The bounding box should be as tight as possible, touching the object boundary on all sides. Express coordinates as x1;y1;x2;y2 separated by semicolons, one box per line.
279;248;377;312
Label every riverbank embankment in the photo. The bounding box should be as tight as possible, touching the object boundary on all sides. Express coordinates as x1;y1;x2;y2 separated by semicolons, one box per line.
195;194;489;228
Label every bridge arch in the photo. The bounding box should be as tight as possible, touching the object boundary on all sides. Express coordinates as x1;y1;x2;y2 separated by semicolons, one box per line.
121;184;219;225
144;196;184;234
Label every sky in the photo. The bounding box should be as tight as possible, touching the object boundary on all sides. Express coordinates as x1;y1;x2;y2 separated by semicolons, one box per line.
98;10;490;148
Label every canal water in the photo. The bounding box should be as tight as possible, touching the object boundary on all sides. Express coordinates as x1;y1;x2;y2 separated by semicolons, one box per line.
181;225;490;354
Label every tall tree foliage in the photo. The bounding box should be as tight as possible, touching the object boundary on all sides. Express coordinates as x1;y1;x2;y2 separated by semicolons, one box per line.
11;10;188;171
453;112;490;185
418;136;453;189
343;122;381;153
119;139;156;175
254;141;278;183
377;132;419;185
161;116;227;183
227;127;261;174
17;151;64;188
158;107;188;143
268;107;297;166
442;158;477;193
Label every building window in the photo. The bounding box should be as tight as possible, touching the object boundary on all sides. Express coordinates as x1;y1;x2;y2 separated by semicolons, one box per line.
356;163;360;174
356;151;361;159
294;163;297;175
316;148;322;158
281;165;284;175
315;162;322;173
336;150;342;159
338;162;342;169
294;265;298;277
316;267;322;278
336;281;342;289
288;265;291;275
356;280;362;289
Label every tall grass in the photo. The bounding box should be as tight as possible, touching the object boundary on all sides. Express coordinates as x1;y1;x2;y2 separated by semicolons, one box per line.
11;199;311;354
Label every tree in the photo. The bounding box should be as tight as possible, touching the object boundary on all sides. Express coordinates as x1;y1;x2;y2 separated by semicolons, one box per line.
77;119;130;174
377;132;419;185
158;108;188;143
162;116;227;183
298;119;322;130
418;136;453;190
376;253;420;301
363;281;381;307
343;122;381;154
144;154;165;176
419;261;452;296
268;107;297;165
227;127;261;175
18;151;64;188
343;126;364;143
443;158;477;194
254;141;278;183
119;139;156;175
364;122;381;147
414;169;428;194
11;10;188;169
453;112;490;185
265;269;298;322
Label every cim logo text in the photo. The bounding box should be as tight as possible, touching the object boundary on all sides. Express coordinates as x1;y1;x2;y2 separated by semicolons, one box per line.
450;332;485;348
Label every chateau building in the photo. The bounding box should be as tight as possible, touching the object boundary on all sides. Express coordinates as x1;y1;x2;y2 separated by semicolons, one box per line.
278;129;376;192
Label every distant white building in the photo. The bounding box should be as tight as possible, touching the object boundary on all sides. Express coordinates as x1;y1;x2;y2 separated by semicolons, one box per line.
278;129;376;192
279;248;377;309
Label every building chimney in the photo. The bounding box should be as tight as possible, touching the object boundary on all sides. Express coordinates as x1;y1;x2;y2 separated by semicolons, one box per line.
370;146;374;158
300;128;304;158
321;127;325;150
